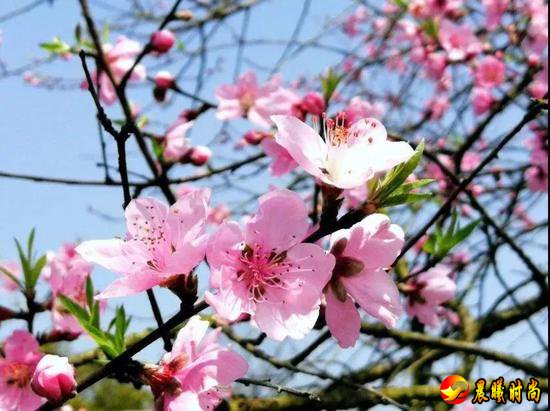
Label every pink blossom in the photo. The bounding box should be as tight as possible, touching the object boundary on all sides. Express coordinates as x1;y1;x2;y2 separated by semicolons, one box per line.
272;115;413;189
424;52;448;80
150;29;175;54
146;316;247;411
243;130;270;146
77;192;209;299
81;36;146;105
207;204;230;225
23;71;41;86
525;1;548;54
529;61;548;99
325;214;404;348
46;243;93;336
0;330;44;410
405;264;456;327
205;190;335;340
483;0;509;29
0;261;20;292
299;92;325;116
438;20;482;62
525;166;548;192
475;56;506;88
461;152;481;172
164;120;193;162
426;96;450;120
188;145;212;166
471;86;494;115
155;71;174;89
342;184;367;210
261;138;298;177
215;71;297;128
410;0;463;18
31;355;76;403
344;96;384;125
343;6;368;37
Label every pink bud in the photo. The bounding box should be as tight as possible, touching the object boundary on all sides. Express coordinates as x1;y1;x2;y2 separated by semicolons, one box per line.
31;355;77;403
300;92;325;116
243;130;270;146
150;29;175;53
155;71;174;89
189;145;212;166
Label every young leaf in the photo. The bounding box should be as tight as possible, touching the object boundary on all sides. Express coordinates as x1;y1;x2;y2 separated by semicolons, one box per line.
372;140;425;202
0;266;23;289
28;254;47;289
321;68;344;104
14;238;31;289
381;192;434;207
86;276;94;309
90;301;101;329
59;295;90;324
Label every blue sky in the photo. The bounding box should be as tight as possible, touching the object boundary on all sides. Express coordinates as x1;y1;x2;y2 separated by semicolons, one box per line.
0;1;547;404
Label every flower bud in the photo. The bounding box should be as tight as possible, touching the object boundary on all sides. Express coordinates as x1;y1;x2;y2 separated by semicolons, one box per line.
243;130;270;145
155;71;174;89
31;355;77;403
175;10;193;21
189;145;212;166
150;29;175;54
300;91;325;116
161;273;198;304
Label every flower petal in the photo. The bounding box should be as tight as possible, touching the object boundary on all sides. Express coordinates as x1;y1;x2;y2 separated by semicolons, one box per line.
342;268;401;328
272;115;327;179
245;189;310;252
325;286;361;348
96;272;161;299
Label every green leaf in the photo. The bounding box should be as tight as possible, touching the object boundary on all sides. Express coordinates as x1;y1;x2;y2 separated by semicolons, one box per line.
152;139;164;161
90;301;101;329
0;266;22;289
114;306;127;352
60;295;119;358
28;254;47;289
381;192;434;207
136;116;149;129
40;37;71;54
14;238;31;288
75;24;82;44
320;68;344;104
393;0;408;9
86;276;94;309
391;179;434;195
59;295;90;324
372;140;425;202
27;228;36;259
102;23;110;44
421;18;439;40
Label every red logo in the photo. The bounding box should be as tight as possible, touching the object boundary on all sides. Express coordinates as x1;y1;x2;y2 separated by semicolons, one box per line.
440;375;470;404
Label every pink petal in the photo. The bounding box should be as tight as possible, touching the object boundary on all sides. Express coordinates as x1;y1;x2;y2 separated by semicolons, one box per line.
280;243;335;310
124;197;170;240
244;189;310;252
325;287;361;348
254;302;320;341
171;316;209;359
166;391;202;411
248;106;273;129
342;268;401;328
96;272;162;299
272;115;327;179
4;330;41;363
205;288;249;322
333;214;404;269
76;239;140;275
206;221;243;288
